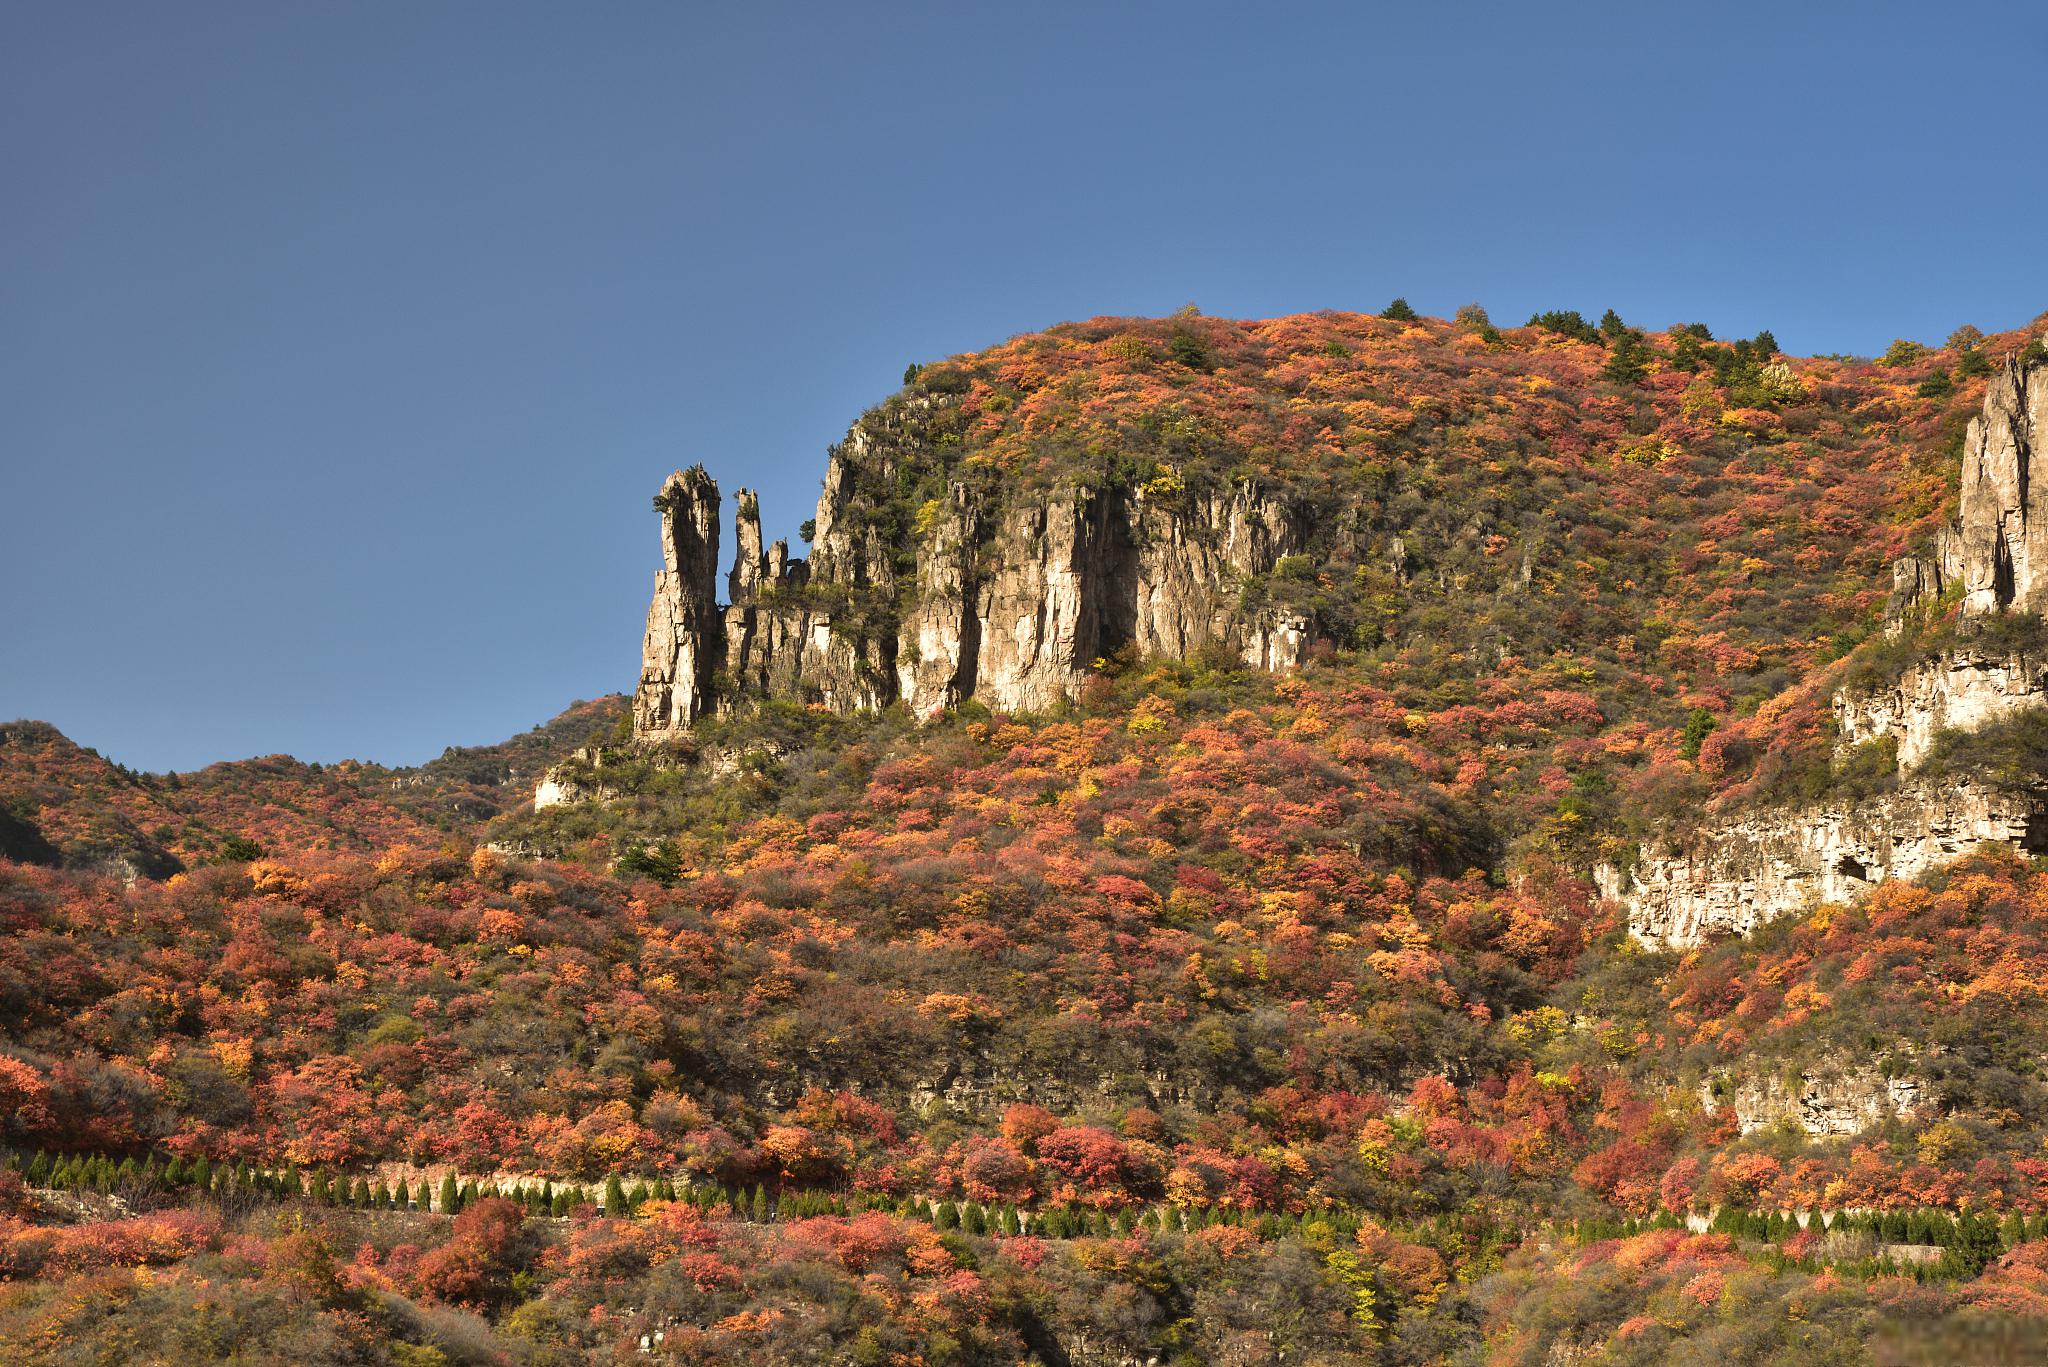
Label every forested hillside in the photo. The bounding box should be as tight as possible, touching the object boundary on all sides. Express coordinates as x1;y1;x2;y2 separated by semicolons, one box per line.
4;308;2047;1365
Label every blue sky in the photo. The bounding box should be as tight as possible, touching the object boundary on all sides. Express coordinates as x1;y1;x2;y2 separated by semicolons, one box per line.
6;1;2047;772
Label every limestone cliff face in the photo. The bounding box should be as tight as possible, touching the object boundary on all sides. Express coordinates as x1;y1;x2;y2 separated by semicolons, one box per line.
633;468;722;740
1960;353;2048;614
630;415;1319;735
1705;1057;1927;1139
1621;778;2048;946
1834;647;2048;768
1613;351;2048;947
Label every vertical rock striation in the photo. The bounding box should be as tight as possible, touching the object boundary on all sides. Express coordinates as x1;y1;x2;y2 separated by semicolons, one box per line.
1959;352;2048;614
630;430;1323;738
633;468;721;740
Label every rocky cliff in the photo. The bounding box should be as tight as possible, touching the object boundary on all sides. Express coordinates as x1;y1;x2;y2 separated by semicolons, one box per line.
1622;777;2048;946
1959;352;2048;614
1834;646;2048;768
630;417;1322;735
1704;1057;1928;1139
1620;351;2048;946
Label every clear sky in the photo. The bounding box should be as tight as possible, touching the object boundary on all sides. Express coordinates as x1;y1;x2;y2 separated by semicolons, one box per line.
6;2;2047;772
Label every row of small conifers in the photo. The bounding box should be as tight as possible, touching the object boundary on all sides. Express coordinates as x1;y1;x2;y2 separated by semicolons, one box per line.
8;1147;1369;1241
1562;1205;2033;1279
21;1146;2040;1275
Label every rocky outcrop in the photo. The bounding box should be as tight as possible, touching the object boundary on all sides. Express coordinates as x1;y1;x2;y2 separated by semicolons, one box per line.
1886;522;1964;620
1705;1059;1927;1138
1959;353;2048;615
630;426;1319;736
1835;647;2048;768
633;469;723;740
1622;778;2048;946
1615;351;2048;947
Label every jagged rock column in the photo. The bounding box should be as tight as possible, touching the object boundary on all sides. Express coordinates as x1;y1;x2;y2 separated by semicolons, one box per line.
1959;353;2048;614
729;489;766;601
634;467;722;740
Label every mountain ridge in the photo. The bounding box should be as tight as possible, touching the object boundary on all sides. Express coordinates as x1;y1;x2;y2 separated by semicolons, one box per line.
9;305;2048;1362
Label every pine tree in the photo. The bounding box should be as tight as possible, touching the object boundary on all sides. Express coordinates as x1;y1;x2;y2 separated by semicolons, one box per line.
1601;330;1650;385
604;1175;628;1218
438;1172;460;1215
1381;297;1417;322
750;1184;770;1223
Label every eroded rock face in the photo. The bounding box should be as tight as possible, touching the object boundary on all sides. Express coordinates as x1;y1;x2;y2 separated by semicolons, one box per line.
1620;779;2048;947
1613;353;2048;947
1959;353;2048;615
1835;647;2048;768
629;435;1318;737
1705;1059;1926;1138
633;469;721;740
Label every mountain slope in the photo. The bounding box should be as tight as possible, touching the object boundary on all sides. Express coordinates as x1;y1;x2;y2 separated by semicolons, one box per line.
0;697;626;875
4;308;2048;1364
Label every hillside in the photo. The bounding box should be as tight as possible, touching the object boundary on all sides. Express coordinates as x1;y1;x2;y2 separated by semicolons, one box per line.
0;697;625;877
5;307;2048;1365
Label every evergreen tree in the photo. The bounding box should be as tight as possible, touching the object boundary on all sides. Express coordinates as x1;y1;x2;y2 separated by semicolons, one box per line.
1381;297;1417;322
1601;330;1651;384
438;1172;461;1215
604;1175;628;1218
751;1184;770;1223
